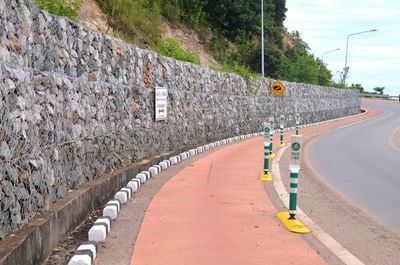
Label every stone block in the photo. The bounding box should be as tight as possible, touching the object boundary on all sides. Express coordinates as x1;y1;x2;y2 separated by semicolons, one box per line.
159;161;168;170
103;205;118;220
135;173;146;184
88;224;107;242
127;181;138;192
148;166;158;177
140;171;151;180
114;190;128;204
169;156;178;164
95;217;111;233
107;199;121;212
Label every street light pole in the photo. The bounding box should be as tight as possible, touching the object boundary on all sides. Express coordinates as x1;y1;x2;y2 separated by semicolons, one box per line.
343;29;378;85
321;48;340;60
261;0;264;80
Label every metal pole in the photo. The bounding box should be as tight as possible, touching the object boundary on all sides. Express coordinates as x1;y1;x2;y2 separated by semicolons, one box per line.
344;29;378;85
261;0;264;79
321;48;340;61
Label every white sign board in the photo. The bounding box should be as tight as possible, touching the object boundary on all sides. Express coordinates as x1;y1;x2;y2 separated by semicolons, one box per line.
269;117;274;128
263;122;271;145
155;87;168;121
289;135;302;172
295;113;300;124
280;115;285;128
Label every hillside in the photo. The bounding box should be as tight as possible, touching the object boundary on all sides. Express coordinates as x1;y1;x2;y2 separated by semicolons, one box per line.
36;0;335;86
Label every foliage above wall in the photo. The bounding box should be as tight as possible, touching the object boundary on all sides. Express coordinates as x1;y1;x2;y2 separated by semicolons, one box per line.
36;0;337;87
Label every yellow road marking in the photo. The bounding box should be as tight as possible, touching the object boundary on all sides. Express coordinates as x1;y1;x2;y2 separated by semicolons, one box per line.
388;125;400;152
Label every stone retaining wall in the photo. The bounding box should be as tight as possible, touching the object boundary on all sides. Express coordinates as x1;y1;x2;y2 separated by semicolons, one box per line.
0;0;360;239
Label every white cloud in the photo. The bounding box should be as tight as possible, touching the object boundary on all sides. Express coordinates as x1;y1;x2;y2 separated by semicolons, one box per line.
284;0;400;95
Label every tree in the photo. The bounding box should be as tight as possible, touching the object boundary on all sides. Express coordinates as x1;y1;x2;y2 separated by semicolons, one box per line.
351;84;364;93
373;86;385;95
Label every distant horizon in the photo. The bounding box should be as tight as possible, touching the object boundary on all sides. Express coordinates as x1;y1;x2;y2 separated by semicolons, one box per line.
284;0;400;96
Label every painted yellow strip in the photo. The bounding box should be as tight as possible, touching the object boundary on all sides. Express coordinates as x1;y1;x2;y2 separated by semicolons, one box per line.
388;125;400;153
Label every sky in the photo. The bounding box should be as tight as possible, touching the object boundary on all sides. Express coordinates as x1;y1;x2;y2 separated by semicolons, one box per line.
284;0;400;96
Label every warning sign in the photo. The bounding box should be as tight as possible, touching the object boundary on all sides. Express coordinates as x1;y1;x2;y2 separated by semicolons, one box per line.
270;81;286;96
155;87;168;121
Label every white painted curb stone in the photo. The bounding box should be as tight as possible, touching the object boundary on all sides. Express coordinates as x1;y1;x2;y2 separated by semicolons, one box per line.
159;161;168;170
106;199;121;212
121;187;132;199
169;156;178;164
148;166;158;177
95;217;111;233
141;171;151;180
127;180;139;192
114;191;128;204
68;254;91;265
88;224;107;242
135;173;146;184
103;205;118;220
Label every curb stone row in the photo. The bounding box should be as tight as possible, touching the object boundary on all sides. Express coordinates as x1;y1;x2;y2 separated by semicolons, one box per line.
67;110;368;265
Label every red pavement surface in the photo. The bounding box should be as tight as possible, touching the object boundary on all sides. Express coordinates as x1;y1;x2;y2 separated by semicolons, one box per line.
130;106;381;265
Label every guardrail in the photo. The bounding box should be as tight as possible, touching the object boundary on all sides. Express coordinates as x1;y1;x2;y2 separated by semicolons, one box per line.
360;93;399;100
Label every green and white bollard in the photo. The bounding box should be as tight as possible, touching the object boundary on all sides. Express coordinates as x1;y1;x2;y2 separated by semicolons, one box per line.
268;117;275;158
278;115;286;147
288;135;302;219
260;121;272;181
295;113;300;135
277;134;310;233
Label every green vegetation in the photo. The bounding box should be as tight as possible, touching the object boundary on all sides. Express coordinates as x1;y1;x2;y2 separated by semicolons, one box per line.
96;0;162;48
158;38;200;65
373;86;385;95
36;0;354;88
35;0;82;21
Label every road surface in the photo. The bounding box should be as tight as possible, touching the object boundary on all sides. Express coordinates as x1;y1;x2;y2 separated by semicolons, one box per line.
307;99;400;230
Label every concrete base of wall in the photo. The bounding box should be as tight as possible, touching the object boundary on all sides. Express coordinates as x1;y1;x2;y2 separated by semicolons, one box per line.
0;147;189;265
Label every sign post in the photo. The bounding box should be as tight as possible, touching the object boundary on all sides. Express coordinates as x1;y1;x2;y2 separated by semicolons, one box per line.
295;113;300;135
268;117;275;159
155;87;168;121
278;115;286;147
277;135;310;233
260;122;272;181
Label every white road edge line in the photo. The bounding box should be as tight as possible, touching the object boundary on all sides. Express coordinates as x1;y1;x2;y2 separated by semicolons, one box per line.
271;146;364;265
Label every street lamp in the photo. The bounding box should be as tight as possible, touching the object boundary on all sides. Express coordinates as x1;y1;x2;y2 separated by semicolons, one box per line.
261;0;264;80
343;29;378;85
321;48;340;60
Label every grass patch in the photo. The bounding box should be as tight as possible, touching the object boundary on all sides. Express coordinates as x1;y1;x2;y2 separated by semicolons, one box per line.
158;38;200;65
96;0;161;49
35;0;82;20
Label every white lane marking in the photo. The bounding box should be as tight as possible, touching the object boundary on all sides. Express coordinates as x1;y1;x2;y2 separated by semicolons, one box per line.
271;146;365;265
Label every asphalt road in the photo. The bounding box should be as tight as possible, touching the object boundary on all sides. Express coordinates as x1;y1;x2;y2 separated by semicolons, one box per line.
307;99;400;230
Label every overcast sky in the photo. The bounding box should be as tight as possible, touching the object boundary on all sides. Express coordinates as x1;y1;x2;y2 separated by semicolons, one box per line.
284;0;400;96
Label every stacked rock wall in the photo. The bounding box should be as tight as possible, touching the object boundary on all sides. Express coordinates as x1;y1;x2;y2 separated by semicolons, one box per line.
0;0;360;238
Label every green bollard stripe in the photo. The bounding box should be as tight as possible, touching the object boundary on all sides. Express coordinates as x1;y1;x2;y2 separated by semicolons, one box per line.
289;172;298;212
289;193;297;211
264;158;269;171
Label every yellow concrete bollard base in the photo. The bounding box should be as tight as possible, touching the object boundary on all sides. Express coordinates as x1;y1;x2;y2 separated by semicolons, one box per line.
268;153;276;159
277;212;310;234
259;172;272;181
278;143;286;147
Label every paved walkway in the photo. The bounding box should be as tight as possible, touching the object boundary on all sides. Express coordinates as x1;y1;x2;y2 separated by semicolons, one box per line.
129;106;381;265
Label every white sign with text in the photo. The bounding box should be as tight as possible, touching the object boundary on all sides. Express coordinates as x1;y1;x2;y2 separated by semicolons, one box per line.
155;87;168;121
